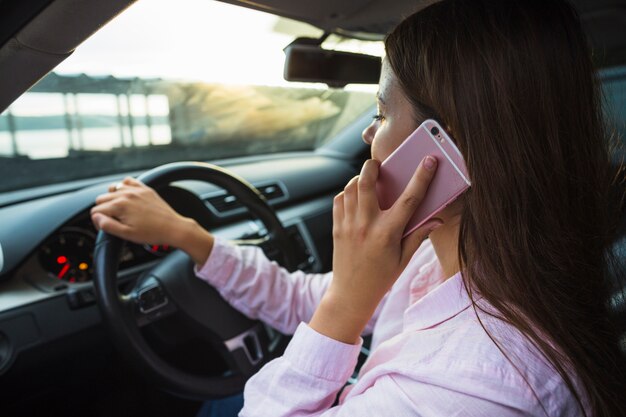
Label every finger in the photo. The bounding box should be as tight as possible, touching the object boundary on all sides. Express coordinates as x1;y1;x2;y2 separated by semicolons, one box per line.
95;192;122;205
357;159;381;217
333;192;345;235
91;213;133;239
343;175;359;217
108;178;140;192
400;219;443;265
390;155;437;228
122;176;145;187
90;199;124;219
97;185;147;204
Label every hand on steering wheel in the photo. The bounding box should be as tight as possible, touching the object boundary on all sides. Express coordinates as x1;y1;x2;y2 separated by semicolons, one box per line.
92;161;299;400
91;177;214;266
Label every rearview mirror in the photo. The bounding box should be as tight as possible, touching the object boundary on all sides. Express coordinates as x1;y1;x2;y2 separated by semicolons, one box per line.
283;39;381;88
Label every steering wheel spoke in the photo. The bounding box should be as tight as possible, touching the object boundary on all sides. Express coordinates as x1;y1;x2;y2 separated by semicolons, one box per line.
128;276;178;327
223;322;269;375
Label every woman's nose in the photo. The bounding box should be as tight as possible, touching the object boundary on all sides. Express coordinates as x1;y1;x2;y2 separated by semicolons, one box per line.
362;123;375;145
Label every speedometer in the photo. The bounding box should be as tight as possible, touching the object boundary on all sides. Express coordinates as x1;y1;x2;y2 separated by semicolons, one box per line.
38;228;95;283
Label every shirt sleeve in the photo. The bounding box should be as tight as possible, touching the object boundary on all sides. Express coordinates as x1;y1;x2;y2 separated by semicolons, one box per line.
194;236;386;335
239;323;364;417
239;324;532;417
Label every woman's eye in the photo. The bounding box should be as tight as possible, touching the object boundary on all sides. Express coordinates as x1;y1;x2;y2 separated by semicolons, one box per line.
373;114;385;122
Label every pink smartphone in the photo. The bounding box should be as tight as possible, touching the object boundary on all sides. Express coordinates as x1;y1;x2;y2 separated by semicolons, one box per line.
375;119;471;237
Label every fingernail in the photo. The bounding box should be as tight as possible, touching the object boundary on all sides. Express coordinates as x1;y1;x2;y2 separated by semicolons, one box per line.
423;156;437;171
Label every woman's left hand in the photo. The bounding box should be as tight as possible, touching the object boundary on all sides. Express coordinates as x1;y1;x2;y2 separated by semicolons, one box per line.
309;156;442;344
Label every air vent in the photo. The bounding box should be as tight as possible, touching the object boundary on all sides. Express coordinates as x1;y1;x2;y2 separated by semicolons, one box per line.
205;194;242;213
257;183;285;200
204;181;288;216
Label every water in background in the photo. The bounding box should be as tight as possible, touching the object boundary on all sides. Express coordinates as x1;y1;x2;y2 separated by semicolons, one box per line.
0;89;172;159
0;125;171;159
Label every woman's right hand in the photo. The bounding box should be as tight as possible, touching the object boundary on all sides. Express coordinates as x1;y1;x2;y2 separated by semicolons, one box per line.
90;177;215;265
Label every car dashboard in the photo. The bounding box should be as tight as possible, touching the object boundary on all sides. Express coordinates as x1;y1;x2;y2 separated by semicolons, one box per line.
0;152;357;382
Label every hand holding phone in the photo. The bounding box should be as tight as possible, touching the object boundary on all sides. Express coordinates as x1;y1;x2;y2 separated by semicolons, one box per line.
375;119;471;237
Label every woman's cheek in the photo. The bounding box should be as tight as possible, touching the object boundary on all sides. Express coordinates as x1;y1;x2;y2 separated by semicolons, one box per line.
373;142;393;162
369;134;383;159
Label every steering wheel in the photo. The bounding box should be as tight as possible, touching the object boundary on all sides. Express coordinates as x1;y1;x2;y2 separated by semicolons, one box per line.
93;162;299;399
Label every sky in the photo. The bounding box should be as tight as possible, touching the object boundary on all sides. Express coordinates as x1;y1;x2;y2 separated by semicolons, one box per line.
54;0;384;88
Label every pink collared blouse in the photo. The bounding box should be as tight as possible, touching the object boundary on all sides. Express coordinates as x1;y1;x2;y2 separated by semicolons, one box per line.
195;237;585;417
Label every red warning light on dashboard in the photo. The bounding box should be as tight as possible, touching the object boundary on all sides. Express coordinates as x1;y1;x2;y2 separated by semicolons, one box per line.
57;255;68;264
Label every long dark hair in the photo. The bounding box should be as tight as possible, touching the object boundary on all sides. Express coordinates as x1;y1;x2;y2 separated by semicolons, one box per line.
385;1;626;416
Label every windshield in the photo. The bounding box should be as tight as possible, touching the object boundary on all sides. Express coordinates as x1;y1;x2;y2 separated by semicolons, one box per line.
0;0;381;193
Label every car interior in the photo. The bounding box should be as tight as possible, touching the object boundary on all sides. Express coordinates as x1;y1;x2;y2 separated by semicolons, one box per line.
0;0;625;416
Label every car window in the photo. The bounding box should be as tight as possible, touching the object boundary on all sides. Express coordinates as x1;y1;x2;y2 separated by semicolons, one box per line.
0;0;381;193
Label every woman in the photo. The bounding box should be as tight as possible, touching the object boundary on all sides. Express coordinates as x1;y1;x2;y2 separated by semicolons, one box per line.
91;0;626;415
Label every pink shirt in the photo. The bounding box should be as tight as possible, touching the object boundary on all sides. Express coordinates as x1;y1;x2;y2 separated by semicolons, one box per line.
195;237;585;416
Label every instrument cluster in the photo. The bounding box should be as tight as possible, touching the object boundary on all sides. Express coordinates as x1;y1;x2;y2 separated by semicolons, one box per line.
37;216;174;284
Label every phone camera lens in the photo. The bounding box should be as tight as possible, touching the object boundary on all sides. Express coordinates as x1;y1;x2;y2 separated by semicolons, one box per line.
430;127;439;136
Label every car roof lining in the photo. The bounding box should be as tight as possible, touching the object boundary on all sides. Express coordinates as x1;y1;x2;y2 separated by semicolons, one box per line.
1;0;626;113
221;0;626;67
0;0;54;48
0;0;136;112
219;1;626;41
